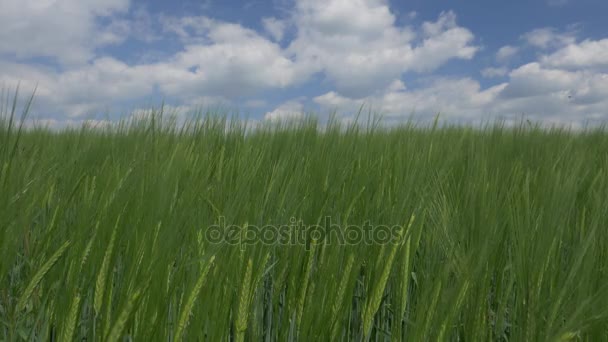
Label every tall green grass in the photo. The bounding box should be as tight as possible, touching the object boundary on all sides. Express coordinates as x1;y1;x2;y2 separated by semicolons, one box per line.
2;98;608;340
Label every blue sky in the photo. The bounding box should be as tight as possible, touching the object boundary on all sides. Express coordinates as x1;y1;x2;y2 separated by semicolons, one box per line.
1;0;607;128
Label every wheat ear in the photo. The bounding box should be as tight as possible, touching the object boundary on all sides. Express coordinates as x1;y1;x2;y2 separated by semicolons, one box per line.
106;286;144;342
235;258;254;342
16;240;71;312
60;291;82;342
174;255;215;341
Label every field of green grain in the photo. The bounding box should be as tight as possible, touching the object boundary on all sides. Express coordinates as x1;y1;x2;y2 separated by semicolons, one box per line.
2;101;608;340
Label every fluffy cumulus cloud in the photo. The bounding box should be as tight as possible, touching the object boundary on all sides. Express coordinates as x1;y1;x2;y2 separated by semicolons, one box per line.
521;27;576;50
2;14;299;117
540;39;608;70
288;2;477;97
500;62;579;99
500;47;608;113
314;78;507;123
0;0;130;65
314;34;608;126
264;99;305;121
153;18;301;98
1;57;157;117
495;38;608;122
287;0;415;97
262;17;287;42
413;11;478;71
496;45;518;63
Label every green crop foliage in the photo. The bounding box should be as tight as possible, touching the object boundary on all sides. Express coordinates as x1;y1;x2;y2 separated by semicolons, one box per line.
1;93;608;341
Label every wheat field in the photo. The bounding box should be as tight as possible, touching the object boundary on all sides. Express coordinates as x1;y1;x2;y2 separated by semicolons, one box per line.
2;101;608;340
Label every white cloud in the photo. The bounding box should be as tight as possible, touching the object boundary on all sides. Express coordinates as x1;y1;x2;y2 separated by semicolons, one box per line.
411;11;478;72
420;11;459;38
386;79;406;92
313;91;363;111
60;58;154;101
0;0;130;65
1;12;301;118
499;62;580;99
262;17;287;42
314;58;608;126
288;2;477;97
287;0;416;97
0;61;57;100
540;39;608;70
496;45;518;63
496;36;608;114
521;27;576;49
314;78;507;121
264;100;305;121
313;36;608;125
481;67;509;78
107;6;160;44
153;18;300;99
0;57;156;117
502;63;608;106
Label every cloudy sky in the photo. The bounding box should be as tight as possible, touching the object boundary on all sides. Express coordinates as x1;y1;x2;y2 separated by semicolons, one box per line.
1;0;607;127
